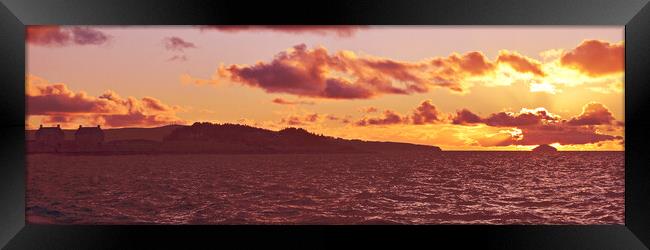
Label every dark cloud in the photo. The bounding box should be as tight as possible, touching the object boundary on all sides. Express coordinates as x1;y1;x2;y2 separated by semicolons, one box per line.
355;110;404;126
27;26;110;47
482;109;559;127
566;102;616;126
199;25;363;37
163;36;197;51
451;107;559;127
215;44;510;99
70;27;110;45
271;98;315;105
279;113;322;126
410;100;442;124
451;109;483;125
356;100;444;126
451;103;622;146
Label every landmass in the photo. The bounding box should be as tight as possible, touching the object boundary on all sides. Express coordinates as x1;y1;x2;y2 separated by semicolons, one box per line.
26;122;442;154
532;144;558;153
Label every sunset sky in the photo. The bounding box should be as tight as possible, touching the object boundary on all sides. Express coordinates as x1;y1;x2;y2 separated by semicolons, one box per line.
25;26;624;151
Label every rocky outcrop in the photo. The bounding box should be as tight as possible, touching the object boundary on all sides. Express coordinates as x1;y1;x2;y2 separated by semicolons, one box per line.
532;144;558;153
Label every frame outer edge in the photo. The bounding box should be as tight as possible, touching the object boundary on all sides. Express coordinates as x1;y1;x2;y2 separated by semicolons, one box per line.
626;1;650;248
0;0;648;249
0;1;25;249
0;0;648;25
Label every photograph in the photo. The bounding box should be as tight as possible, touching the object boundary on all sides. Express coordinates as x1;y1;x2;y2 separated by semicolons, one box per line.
25;25;625;225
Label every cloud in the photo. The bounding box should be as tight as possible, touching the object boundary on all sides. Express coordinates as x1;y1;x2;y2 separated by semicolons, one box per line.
452;107;559;127
26;26;69;46
410;100;442;124
186;39;623;99
438;51;496;76
476;129;523;147
475;125;622;147
141;96;176;112
277;112;350;127
472;123;622;147
355;110;404;126
27;81;121;115
199;25;362;37
511;126;621;146
279;113;321;126
26;75;186;128
496;50;545;76
560;40;624;76
450;102;622;146
566;102;616;126
163;36;196;51
325;114;349;123
211;44;507;99
162;36;196;62
26;26;110;47
451;109;483;125
271;98;315;105
70;27;110;45
482;108;560;127
356;100;444;126
348;100;621;147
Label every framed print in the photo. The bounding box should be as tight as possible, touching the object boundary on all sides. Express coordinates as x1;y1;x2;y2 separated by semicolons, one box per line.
1;0;650;249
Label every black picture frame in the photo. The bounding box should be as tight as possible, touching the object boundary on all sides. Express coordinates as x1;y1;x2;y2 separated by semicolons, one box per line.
1;0;649;249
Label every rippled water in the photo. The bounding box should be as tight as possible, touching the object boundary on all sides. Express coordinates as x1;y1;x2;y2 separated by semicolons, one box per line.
26;152;624;224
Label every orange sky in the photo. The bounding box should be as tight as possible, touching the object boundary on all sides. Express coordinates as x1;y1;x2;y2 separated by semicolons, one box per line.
25;26;624;151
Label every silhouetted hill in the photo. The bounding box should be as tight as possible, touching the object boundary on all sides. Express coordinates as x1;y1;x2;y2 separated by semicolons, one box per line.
161;122;442;154
26;123;441;154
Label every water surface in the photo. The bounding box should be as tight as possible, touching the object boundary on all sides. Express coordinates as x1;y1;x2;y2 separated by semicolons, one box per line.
26;152;624;224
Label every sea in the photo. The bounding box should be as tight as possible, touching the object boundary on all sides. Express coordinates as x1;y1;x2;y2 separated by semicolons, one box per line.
26;151;624;224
